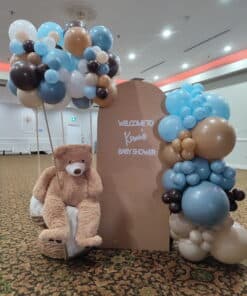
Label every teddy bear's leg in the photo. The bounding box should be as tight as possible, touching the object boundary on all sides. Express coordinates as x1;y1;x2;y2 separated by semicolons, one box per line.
39;194;70;243
75;199;102;247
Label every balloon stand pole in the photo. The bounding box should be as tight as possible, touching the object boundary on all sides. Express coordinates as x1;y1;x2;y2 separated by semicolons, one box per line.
35;108;41;177
89;102;93;152
60;111;65;145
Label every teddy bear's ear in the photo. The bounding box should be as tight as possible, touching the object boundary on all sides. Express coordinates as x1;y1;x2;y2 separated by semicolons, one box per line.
53;145;68;159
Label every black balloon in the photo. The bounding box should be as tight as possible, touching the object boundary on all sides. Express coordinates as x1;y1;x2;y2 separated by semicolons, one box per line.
233;189;245;201
96;87;108;99
10;61;40;91
108;53;119;78
36;64;49;80
23;40;35;53
56;44;63;50
64;20;85;35
87;61;100;73
230;201;238;211
170;189;182;203
169;202;181;213
162;193;170;204
72;97;90;109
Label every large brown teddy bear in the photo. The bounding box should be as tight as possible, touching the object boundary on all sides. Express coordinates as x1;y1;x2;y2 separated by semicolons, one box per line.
31;144;103;250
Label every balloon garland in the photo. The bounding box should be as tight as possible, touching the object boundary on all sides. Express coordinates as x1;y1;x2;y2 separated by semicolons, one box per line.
159;83;247;264
7;20;120;110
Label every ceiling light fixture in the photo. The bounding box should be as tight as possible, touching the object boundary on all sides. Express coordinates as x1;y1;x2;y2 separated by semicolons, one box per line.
162;29;172;39
181;63;189;70
153;75;159;81
128;53;136;60
223;45;232;53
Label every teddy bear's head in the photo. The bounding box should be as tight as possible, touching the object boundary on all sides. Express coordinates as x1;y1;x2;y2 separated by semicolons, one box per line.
53;144;92;177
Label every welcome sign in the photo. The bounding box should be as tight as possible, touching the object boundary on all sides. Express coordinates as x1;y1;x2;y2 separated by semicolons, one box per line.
97;80;169;251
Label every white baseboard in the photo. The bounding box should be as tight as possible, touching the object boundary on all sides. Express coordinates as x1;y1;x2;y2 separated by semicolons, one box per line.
227;163;247;170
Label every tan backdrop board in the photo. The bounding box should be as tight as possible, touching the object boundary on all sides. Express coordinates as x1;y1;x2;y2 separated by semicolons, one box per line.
97;80;169;251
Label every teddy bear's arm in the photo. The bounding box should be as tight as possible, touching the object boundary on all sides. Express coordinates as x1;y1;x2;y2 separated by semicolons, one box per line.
86;167;103;198
32;166;57;203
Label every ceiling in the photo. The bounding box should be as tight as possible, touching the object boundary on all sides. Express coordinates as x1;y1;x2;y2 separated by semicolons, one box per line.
0;0;247;82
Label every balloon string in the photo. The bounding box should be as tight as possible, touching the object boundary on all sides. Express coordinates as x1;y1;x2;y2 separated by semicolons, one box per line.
60;111;65;145
42;102;63;190
35;108;41;177
89;102;93;151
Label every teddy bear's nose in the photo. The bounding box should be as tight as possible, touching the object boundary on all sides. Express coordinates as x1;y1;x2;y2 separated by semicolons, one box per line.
74;169;81;175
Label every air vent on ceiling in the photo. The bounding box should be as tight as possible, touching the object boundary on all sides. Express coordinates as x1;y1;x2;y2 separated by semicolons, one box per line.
184;29;231;53
140;60;166;74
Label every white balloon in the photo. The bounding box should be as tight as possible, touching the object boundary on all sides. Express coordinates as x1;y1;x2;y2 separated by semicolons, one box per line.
178;239;208;262
59;68;70;83
169;213;194;238
85;73;98;86
92;46;101;53
9;19;37;41
189;230;203;245
211;222;247;264
170;230;179;240
96;51;109;64
202;231;215;243
17;89;42;108
213;215;234;232
43;36;56;49
200;241;212;252
68;71;85;98
44;95;71;111
78;60;88;74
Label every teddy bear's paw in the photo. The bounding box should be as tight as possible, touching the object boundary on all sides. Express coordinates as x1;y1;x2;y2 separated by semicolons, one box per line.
76;235;102;247
39;228;69;244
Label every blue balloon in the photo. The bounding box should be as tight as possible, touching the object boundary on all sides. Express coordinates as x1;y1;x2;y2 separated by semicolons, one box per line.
44;69;59;84
72;97;90;109
34;41;48;56
89;26;113;51
83;47;96;61
99;64;110;75
38;81;65;104
43;49;73;70
38;22;64;46
223;167;236;179
165;89;191;115
205;94;230;120
173;162;182;173
209;173;223;186
84;86;96;99
158;115;184;142
173;173;186;187
221;177;235;190
180;106;192;118
183;115;197;129
193;83;205;93
186;173;200;186
181;161;195;175
193;158;210;180
162;170;185;191
191;98;202;109
9;40;25;55
210;160;225;174
7;79;17;95
194;107;207;121
182;181;230;227
181;82;194;93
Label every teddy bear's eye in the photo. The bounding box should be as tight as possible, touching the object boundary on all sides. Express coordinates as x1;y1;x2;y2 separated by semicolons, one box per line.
81;160;85;163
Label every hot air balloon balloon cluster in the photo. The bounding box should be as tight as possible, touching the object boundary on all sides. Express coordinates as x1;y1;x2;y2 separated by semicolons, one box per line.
7;20;120;110
159;82;247;264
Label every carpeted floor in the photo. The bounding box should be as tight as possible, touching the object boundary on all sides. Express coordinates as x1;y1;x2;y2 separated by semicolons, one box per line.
0;155;246;296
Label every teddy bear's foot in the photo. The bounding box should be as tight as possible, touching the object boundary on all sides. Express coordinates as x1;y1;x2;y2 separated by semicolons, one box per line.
76;235;102;247
39;228;69;244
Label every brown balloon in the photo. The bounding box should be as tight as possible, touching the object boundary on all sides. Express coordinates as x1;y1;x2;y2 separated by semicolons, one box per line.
98;75;111;88
172;139;182;152
160;144;182;167
179;130;192;140
94;84;116;108
27;52;41;65
10;53;28;66
182;138;196;152
181;149;195;160
192;117;236;160
64;27;91;57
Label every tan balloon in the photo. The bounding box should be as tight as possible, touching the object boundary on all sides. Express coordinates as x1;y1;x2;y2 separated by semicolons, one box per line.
17;89;42;108
98;75;111;88
160;144;182;167
94;84;116;108
179;130;191;140
15;31;29;42
64;27;91;57
181;149;194;160
192;117;236;160
178;239;208;262
10;53;28;66
181;138;196;152
27;52;41;65
85;73;98;86
169;213;194;238
49;31;60;43
211;222;247;264
172;139;181;152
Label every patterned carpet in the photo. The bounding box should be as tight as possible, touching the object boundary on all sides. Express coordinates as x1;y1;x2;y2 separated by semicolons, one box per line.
0;155;246;296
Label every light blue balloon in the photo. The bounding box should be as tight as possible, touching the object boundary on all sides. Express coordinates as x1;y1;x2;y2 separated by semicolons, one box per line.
181;161;195;175
43;49;72;70
84;86;96;100
183;115;197;129
38;22;64;46
210;160;225;174
99;64;110;75
89;26;113;51
173;162;182;173
205;93;230;120
193;158;210;180
182;181;230;227
221;177;235;190
44;69;59;84
194;107;207;121
209;173;223;186
162;170;185;191
165;89;191;115
181;82;194;93
158;115;184;142
34;41;48;56
70;54;80;70
7;79;17;96
223;167;236;179
191;98;202;109
9;39;25;55
186;173;200;186
72;97;90;109
193;83;205;93
38;81;65;104
83;47;96;61
180;106;192;118
173;173;186;187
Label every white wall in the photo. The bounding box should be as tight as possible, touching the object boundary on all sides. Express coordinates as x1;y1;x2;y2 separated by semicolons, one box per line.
0;102;98;154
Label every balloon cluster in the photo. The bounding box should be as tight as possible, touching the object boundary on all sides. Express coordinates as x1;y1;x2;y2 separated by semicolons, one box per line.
8;20;120;110
159;82;247;264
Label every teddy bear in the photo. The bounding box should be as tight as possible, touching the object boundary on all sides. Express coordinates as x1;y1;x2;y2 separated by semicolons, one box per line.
30;144;103;254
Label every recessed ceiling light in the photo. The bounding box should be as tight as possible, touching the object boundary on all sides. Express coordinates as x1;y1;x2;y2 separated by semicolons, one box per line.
223;45;232;53
219;0;232;4
128;53;136;60
153;75;159;81
181;63;189;70
162;29;172;39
